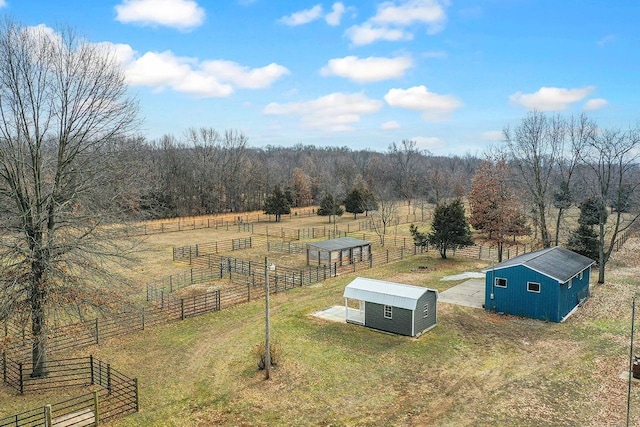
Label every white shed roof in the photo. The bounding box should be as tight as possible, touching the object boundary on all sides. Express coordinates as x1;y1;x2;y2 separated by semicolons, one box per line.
343;277;437;310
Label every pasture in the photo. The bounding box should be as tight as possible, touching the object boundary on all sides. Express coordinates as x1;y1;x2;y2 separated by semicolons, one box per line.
2;208;640;426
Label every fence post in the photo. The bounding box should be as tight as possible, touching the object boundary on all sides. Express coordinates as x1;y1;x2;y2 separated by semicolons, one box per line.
107;363;111;394
189;247;192;265
19;362;23;394
216;290;221;311
95;318;99;345
2;351;5;384
94;390;100;426
247;282;251;302
181;299;185;320
169;276;173;293
161;289;164;310
141;308;145;331
386;249;389;263
190;268;194;284
45;405;53;427
90;355;95;384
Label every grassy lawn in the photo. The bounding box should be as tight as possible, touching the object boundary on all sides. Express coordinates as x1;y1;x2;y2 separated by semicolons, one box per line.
2;209;640;425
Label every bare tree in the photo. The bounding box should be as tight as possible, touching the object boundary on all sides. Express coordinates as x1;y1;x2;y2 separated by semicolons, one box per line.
0;21;139;376
551;114;596;245
580;126;640;283
504;110;564;248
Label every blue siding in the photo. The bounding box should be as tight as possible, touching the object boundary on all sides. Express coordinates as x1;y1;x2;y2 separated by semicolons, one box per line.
484;265;589;322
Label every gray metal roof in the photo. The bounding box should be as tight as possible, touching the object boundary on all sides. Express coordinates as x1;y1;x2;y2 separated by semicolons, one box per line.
308;237;370;251
485;247;595;283
343;277;437;310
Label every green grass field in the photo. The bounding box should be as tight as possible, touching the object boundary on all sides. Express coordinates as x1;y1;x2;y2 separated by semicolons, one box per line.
2;208;640;426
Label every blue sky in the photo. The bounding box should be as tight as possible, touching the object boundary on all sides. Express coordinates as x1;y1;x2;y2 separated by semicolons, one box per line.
3;0;638;154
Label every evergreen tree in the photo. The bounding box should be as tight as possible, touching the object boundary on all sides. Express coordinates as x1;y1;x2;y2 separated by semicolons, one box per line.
317;193;344;223
567;224;599;261
409;224;429;253
566;197;604;261
263;186;291;222
428;199;473;259
344;187;365;219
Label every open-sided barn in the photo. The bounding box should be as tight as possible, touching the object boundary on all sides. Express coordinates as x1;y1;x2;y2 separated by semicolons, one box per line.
484;247;594;322
306;237;371;266
343;277;438;337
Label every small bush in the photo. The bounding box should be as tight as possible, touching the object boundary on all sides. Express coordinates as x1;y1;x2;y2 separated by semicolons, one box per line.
252;341;281;370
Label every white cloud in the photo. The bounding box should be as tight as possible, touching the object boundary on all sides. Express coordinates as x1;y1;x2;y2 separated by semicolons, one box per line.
384;85;462;121
202;60;289;89
96;42;137;65
345;23;410;46
325;2;346;26
381;120;400;130
115;0;205;30
123;50;288;97
412;136;445;151
346;0;449;46
279;5;323;26
509;86;595;111
263;92;383;131
584;98;608;111
371;0;447;30
320;56;412;83
481;130;503;141
0;1;7;9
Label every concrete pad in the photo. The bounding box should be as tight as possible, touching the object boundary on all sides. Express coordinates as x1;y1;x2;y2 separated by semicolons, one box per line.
440;272;485;281
439;279;485;309
313;306;365;324
313;306;347;323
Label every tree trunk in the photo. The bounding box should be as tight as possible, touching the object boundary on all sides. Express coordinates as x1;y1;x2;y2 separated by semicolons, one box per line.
30;268;48;377
538;201;551;248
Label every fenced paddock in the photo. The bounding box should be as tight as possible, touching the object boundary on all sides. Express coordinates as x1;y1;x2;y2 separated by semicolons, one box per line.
0;355;137;427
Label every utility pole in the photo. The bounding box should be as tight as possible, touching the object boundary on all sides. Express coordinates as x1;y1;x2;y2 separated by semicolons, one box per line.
264;257;271;380
627;296;636;426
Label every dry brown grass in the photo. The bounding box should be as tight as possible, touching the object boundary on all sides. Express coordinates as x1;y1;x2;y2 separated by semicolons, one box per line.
3;205;640;426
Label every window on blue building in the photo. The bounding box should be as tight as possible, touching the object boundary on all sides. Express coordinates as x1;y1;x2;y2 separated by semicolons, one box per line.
527;282;541;293
495;277;507;288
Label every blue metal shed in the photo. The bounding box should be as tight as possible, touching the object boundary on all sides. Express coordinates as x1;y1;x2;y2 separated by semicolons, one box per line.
343;277;438;337
484;247;594;322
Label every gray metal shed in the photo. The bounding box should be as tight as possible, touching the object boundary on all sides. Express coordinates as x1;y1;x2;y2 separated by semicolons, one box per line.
343;277;438;337
307;237;371;266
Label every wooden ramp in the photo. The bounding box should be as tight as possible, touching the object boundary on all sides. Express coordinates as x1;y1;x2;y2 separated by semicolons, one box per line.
53;407;95;427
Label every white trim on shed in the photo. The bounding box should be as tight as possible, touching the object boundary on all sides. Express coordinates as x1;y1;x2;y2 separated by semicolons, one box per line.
344;277;434;310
